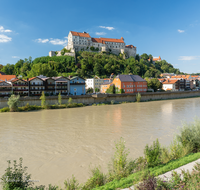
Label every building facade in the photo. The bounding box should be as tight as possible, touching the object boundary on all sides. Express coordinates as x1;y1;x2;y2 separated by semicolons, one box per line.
85;76;104;92
49;31;136;58
70;76;86;95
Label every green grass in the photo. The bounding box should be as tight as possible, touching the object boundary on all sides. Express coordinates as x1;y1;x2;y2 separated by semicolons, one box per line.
93;152;200;190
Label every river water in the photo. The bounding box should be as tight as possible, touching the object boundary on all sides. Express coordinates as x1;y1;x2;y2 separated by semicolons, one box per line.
0;98;200;187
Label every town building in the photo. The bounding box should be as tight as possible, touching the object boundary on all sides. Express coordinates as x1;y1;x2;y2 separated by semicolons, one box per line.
69;76;85;95
49;31;136;58
11;78;29;96
162;79;180;91
101;74;147;93
0;81;12;97
85;76;104;92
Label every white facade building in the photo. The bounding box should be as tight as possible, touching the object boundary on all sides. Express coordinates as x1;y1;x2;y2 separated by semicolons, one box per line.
85;76;104;92
49;31;137;58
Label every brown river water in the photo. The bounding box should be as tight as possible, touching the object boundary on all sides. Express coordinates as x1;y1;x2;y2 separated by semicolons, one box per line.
0;98;200;187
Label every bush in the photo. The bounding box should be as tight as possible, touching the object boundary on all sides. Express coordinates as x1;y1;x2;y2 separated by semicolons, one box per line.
108;138;131;181
7;94;20;112
0;107;10;112
64;175;80;190
82;167;105;190
135;170;158;190
111;100;115;105
144;139;161;168
1;158;33;190
136;92;141;102
68;97;73;105
58;93;62;105
161;138;191;164
176;118;200;153
40;91;46;108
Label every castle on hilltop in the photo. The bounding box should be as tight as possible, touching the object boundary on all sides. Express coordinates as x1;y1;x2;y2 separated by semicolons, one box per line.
49;31;136;58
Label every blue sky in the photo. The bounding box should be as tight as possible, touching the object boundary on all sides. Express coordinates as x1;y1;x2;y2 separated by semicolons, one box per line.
0;0;200;73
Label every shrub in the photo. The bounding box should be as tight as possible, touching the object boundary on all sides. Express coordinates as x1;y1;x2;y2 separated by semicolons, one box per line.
176;118;200;153
68;97;73;105
111;100;115;105
108;138;130;181
1;158;33;190
58;93;62;105
0;107;10;112
144;139;161;168
64;175;80;190
135;170;158;190
7;94;20;112
82;167;105;190
40;91;46;108
161;138;191;164
136;92;141;102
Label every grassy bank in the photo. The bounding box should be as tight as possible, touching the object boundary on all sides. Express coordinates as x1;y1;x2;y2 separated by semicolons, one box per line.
93;152;200;190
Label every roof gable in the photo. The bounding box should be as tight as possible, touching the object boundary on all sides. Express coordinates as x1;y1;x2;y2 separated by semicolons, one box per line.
70;31;91;38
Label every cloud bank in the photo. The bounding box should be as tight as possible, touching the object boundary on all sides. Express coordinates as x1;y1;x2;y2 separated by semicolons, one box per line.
35;37;68;46
178;56;200;60
178;29;185;33
99;26;115;30
0;26;12;43
95;32;106;35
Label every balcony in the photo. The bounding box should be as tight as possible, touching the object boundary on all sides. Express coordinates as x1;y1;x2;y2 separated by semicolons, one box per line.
0;88;12;91
56;88;68;90
70;82;85;85
13;89;28;91
13;84;28;86
30;89;45;91
30;84;44;86
56;83;68;86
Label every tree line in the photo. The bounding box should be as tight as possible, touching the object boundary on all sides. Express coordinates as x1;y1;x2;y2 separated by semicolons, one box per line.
0;52;182;79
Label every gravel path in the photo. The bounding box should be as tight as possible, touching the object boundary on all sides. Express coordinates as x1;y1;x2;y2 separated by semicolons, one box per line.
121;158;200;190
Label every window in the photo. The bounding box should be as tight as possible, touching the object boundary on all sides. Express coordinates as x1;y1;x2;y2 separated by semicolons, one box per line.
74;88;77;91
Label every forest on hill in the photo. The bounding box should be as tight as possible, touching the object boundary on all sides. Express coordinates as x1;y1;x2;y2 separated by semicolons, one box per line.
0;51;182;79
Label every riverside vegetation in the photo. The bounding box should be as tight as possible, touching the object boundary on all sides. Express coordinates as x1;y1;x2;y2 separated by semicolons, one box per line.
2;119;200;189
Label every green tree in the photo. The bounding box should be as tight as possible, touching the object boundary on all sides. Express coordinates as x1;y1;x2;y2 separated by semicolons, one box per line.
58;93;62;105
86;88;94;93
148;78;162;92
106;85;115;94
1;158;33;189
40;91;46;108
95;88;100;92
7;94;20;112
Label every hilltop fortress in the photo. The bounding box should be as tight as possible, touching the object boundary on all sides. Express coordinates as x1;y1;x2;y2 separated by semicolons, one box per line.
49;31;136;58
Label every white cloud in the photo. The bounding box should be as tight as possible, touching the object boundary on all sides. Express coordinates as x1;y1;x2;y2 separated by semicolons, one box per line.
99;26;115;30
49;38;68;46
178;56;200;60
0;34;12;43
12;56;20;59
95;32;106;35
35;38;49;43
178;29;185;33
0;26;12;33
35;37;68;46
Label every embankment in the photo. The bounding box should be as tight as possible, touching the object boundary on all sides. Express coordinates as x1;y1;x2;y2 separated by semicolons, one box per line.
0;91;200;109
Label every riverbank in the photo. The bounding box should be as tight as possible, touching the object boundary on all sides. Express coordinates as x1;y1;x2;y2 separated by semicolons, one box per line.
1;90;200;113
0;90;200;109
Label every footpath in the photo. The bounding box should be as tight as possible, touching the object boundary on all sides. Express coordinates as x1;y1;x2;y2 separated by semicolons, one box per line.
121;158;200;190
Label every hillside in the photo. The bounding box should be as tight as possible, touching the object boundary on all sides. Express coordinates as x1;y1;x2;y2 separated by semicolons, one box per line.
0;51;182;79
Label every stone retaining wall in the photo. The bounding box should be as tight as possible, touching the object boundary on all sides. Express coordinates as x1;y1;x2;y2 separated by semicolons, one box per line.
0;91;200;109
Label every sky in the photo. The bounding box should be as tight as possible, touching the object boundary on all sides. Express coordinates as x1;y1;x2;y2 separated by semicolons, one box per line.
0;0;200;73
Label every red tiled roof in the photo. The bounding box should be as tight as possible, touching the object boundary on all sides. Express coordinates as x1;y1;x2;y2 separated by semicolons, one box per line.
92;38;105;44
153;56;161;61
163;79;179;84
100;37;124;43
0;75;16;81
71;31;91;38
125;45;136;48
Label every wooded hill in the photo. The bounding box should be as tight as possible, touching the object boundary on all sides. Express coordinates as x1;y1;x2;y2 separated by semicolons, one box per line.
0;52;182;79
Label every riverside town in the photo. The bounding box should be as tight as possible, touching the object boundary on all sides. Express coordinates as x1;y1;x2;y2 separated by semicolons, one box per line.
1;1;200;189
